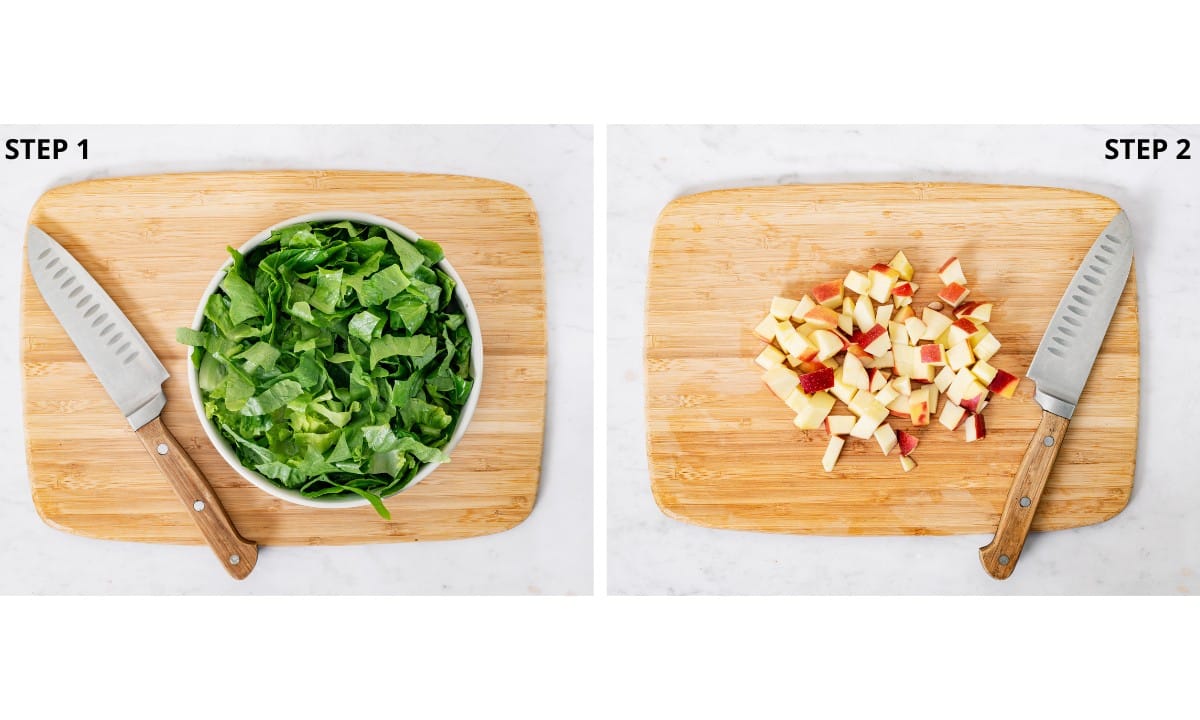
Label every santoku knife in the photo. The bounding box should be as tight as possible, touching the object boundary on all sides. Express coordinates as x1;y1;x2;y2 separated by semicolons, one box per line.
27;226;258;580
978;210;1134;579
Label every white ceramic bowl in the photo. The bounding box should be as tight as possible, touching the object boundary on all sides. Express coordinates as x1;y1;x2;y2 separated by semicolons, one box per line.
187;211;483;510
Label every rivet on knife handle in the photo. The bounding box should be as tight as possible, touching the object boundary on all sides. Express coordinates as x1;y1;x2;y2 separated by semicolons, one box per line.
135;416;258;579
978;410;1069;579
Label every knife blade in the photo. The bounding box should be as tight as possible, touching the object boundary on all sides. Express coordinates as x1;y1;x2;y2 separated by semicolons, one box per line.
27;226;258;580
978;210;1134;579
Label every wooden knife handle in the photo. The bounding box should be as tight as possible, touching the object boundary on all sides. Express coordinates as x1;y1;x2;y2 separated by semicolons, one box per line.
135;416;258;580
978;410;1070;580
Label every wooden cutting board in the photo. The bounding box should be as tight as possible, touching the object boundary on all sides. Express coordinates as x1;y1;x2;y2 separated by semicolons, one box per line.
21;171;545;545
646;183;1138;535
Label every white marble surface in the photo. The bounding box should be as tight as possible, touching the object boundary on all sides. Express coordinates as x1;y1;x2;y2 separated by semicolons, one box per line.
608;125;1198;595
0;125;592;594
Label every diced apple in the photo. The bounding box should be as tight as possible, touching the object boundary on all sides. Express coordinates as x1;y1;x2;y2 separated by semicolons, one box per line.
886;393;911;418
754;314;780;342
934;365;956;393
926;380;939;416
865;350;894;369
812;279;845;308
937;257;967;286
891;280;917;298
919;343;947;366
874;423;898;455
868;368;889;393
892;344;913;378
910;356;936;382
798;366;836;394
770;296;800;320
875;304;894;326
797;360;827;374
896;429;919;456
780;330;818;361
860;324;891;357
960;390;988;414
909;386;931;426
794;391;836;429
988;368;1020;398
789;295;817;322
824;415;856;436
965;413;986;442
971;332;1001;362
904;316;927;345
893;305;915;323
829;368;858;404
784;387;809;413
755;345;786;370
810;329;845;361
946;368;977;405
946;340;975;371
848;390;886;419
844;270;871;296
821;435;845;472
853;294;876;333
955;301;992;322
874;385;900;407
890;375;912;396
837;312;854;335
867;267;898;303
920;307;953;341
763;365;799;400
888;250;914;281
888;321;909;347
842;352;870;391
803;305;840;331
970;360;997;385
900;454;917;472
938;282;970;308
947;318;979;347
939;400;967;430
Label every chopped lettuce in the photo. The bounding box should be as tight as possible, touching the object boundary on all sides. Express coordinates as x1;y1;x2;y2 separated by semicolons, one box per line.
178;220;473;519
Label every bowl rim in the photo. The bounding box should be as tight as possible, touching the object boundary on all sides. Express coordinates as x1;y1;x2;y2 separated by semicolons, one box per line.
186;210;484;509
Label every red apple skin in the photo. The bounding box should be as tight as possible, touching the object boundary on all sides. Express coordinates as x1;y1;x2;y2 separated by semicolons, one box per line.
938;283;969;306
960;393;986;413
967;413;987;440
919;344;945;364
811;280;843;304
859;323;886;347
892;282;915;297
870;263;891;273
937;256;959;274
955;301;986;318
988;369;1020;398
951;318;978;334
798;367;836;394
896;429;919;456
798;360;827;374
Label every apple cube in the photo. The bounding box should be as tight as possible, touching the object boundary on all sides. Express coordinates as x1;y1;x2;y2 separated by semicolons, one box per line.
900;454;917;472
938;282;970;308
867;268;898;303
874;384;900;407
946;368;977;404
947;318;979;347
838;312;854;335
896;429;919;456
784;387;809;413
892;280;916;298
904;317;927;345
780;330;818;361
812;279;845;308
810;330;846;361
763;365;799;400
886;393;911;418
890;375;912;396
875;304;894;326
803;305;840;331
888;321;909;347
937;257;967;286
888;250;914;281
821;435;845;472
921;308;953;341
988;368;1020;398
754;314;780;342
934;365;956;393
848;390;887;418
844;270;871;296
860;324;891;357
960;391;988;414
852;294;876;332
842;352;870;391
755;345;786;370
850;406;889;439
919;343;947;366
798;366;836;394
865;350;894;369
892;344;914;378
965;413;986;442
893;305;915;323
770;296;800;320
909;386;931;426
955;301;993;322
830;368;859;404
794;391;836;430
789;295;817;322
868;368;889;393
970;360;997;385
874;423;898;455
939;400;967;430
971;332;1001;362
824;415;856;436
947;340;975;371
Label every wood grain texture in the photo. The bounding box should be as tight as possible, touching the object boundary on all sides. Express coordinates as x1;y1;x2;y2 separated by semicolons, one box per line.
135;416;258;577
22;171;546;545
978;411;1070;579
646;183;1138;536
